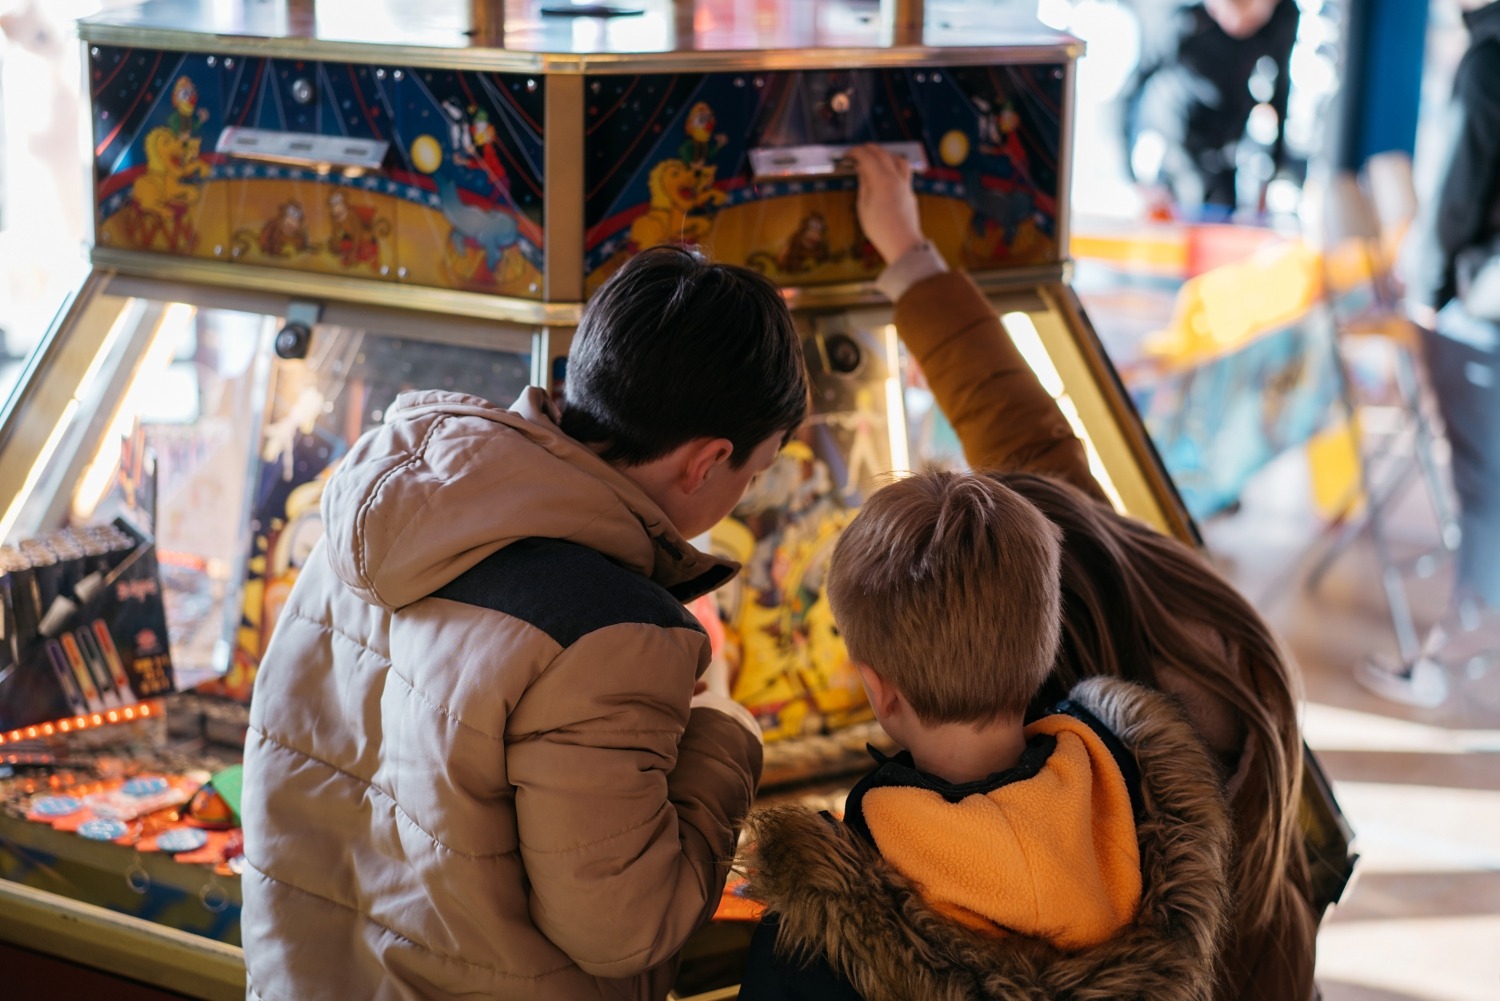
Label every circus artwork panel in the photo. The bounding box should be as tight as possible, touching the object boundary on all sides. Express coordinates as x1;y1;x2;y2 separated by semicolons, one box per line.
391;68;545;299
217;59;398;280
87;50;544;298
581;65;1065;293
91;49;231;260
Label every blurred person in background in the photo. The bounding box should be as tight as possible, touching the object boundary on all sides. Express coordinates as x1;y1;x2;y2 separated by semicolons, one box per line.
0;1;93;391
1121;0;1298;219
1361;0;1500;709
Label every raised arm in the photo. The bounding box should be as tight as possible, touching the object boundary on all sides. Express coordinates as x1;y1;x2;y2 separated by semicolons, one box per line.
850;145;1107;501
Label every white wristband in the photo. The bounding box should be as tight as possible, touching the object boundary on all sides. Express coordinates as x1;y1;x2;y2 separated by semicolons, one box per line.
875;240;950;302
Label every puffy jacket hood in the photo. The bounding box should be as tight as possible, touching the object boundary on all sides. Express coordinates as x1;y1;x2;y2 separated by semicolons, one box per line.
320;387;736;610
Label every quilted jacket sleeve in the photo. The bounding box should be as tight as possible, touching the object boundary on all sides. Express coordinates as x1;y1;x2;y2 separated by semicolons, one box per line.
894;269;1109;503
505;621;762;978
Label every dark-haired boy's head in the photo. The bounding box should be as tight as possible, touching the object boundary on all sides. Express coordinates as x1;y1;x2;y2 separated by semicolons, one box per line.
561;246;808;470
826;469;1063;725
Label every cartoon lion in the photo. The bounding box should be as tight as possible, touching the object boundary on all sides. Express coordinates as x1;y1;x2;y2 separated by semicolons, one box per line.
125;126;210;250
628;158;725;250
131;126;210;217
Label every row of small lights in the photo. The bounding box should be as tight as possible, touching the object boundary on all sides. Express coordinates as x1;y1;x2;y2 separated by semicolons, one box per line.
0;702;156;746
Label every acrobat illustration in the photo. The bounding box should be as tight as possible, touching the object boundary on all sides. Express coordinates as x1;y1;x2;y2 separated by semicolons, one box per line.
441;97;509;196
821;389;886;497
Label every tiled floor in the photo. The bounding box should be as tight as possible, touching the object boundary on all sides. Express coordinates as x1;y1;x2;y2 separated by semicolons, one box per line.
1200;449;1500;1001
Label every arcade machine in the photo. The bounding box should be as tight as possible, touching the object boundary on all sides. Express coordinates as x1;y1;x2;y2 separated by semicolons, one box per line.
0;2;1348;998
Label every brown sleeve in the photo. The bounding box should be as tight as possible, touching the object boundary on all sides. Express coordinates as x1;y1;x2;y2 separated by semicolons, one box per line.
507;624;759;978
894;270;1108;503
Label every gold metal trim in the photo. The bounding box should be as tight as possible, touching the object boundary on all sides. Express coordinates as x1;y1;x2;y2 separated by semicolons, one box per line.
670;987;740;1001
90;274;538;355
535;326;577;393
0;270;106;456
538;44;1084;76
0;273;131;538
881;0;926;46
544;76;586;302
781;264;1067;313
1057;59;1077;260
79;253;1068;324
89;248;584;326
1032;283;1197;544
0;878;245;1000
470;0;506;48
77;22;1079;75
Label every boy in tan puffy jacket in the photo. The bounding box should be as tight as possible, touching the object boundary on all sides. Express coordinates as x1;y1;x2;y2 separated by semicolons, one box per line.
240;247;808;1000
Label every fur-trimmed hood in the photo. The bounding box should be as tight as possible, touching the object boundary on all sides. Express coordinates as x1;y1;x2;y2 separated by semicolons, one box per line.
742;677;1233;1001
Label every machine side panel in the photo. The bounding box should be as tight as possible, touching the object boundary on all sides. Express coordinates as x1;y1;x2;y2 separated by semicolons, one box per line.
392;68;546;299
88;48;546;301
582;64;1066;294
91;48;231;262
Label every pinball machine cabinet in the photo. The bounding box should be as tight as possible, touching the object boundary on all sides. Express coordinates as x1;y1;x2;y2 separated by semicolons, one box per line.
0;2;1246;998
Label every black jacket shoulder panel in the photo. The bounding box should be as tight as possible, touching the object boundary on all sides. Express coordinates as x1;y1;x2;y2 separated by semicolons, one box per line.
431;537;705;648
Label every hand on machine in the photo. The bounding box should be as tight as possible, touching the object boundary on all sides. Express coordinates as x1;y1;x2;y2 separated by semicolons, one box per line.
846;143;926;266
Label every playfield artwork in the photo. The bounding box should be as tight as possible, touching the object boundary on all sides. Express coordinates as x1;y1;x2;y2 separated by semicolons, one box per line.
90;48;546;299
196;330;533;703
583;64;1065;293
711;321;905;741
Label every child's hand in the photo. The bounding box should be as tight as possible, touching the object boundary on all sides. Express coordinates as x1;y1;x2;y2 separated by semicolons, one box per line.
849;144;925;265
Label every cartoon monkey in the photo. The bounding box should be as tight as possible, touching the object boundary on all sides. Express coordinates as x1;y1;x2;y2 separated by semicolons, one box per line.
779;212;832;273
749;211;835;276
327;190;390;270
258;201;312;257
849;213;882;271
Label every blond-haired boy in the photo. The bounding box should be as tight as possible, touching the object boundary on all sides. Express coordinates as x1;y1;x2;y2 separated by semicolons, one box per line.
740;469;1232;1000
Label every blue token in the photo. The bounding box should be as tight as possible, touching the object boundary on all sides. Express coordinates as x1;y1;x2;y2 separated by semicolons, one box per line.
33;795;83;817
155;828;208;854
78;818;129;841
122;776;169;797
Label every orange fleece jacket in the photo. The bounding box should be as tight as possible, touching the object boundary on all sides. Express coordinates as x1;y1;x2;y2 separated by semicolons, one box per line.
861;714;1141;950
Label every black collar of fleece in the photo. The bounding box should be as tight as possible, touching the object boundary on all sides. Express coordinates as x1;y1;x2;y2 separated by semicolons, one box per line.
841;699;1146;847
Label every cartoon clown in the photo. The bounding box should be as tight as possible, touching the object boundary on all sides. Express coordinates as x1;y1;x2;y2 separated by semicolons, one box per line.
679;100;727;167
167;76;209;138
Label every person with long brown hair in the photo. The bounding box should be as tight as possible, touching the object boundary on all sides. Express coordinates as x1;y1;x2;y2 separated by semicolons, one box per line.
844;145;1317;1000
